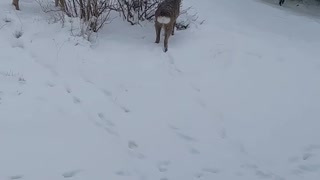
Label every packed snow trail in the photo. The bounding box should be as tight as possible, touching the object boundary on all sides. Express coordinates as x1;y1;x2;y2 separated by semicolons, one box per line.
1;0;320;180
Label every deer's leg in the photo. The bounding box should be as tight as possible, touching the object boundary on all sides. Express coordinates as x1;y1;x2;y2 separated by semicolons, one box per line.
55;0;59;7
279;0;285;6
164;25;172;52
172;20;176;36
12;0;20;10
155;22;161;44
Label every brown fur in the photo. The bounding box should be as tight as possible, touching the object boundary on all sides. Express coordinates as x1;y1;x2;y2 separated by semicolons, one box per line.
154;0;181;52
12;0;19;10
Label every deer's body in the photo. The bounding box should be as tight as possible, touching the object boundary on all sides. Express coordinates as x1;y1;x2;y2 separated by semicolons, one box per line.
154;0;181;52
12;0;61;10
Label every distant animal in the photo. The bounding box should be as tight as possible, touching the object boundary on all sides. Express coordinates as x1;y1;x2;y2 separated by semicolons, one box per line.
12;0;62;10
279;0;285;6
154;0;181;52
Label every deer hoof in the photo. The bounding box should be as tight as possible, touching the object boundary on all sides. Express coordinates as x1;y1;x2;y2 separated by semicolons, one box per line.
163;48;168;52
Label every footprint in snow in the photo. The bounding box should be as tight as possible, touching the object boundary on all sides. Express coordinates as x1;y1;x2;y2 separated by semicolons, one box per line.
9;175;23;180
94;113;118;136
65;87;72;94
128;140;138;149
195;172;204;178
157;161;171;172
168;124;179;130
72;96;81;104
100;88;112;97
188;146;200;154
46;81;55;87
120;105;130;113
98;113;115;127
62;169;82;178
127;140;145;159
254;170;273;179
128;150;146;160
176;132;197;142
194;168;220;179
115;170;131;176
202;168;220;174
303;153;313;160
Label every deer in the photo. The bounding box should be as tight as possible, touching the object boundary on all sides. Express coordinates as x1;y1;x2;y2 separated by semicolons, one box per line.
12;0;63;10
154;0;181;52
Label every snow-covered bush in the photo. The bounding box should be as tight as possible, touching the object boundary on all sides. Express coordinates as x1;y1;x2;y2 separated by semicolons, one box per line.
36;0;113;33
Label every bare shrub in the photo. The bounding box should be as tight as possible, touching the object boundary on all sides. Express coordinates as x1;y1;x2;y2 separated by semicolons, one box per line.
36;0;113;34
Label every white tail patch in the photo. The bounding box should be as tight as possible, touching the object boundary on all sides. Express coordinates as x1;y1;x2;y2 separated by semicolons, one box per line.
157;16;171;24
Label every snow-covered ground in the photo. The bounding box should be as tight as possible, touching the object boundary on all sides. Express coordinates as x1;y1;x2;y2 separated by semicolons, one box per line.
1;0;320;179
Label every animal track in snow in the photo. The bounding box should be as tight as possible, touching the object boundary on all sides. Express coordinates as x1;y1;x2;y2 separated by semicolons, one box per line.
289;144;320;175
100;88;112;97
46;81;55;87
115;170;131;176
98;113;115;127
202;168;220;174
127;141;146;160
95;113;118;136
175;132;197;142
99;88;130;113
303;153;313;160
9;175;23;180
65;87;72;94
194;168;220;179
128;140;138;149
157;161;171;172
187;146;200;154
120;105;130;113
62;169;82;178
168;124;179;130
72;96;81;104
128;150;146;160
241;163;283;180
254;170;273;179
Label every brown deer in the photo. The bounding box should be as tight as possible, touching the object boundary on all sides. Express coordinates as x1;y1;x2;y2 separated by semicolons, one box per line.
12;0;62;10
154;0;181;52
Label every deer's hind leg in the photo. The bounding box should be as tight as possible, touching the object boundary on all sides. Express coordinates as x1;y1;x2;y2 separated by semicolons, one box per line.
155;22;162;44
12;0;19;10
172;20;176;35
164;24;173;52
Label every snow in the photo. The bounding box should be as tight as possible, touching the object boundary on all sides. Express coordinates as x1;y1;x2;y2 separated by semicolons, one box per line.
1;0;320;179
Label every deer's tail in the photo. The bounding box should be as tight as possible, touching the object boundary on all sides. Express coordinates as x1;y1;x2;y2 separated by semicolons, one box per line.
157;16;171;24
